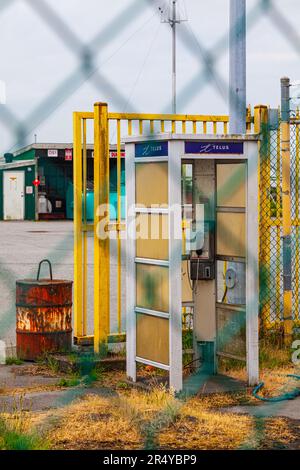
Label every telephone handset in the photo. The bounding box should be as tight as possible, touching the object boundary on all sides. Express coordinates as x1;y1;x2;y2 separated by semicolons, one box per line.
188;198;215;281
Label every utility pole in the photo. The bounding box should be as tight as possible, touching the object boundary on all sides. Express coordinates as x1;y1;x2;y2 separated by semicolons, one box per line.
160;1;187;114
281;77;293;346
229;0;246;134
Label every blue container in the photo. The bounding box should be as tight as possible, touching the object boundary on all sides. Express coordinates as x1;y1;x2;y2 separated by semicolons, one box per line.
66;182;125;221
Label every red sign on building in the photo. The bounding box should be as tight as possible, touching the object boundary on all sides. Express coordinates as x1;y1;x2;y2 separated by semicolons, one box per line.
65;149;73;161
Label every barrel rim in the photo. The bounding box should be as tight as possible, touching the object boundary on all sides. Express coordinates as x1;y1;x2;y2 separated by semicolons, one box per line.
16;329;73;335
16;279;73;286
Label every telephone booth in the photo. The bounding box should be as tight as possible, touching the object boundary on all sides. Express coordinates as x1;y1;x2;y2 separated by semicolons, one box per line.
125;134;259;392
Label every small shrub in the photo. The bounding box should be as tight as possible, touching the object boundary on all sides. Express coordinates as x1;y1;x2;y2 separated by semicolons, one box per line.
57;377;81;388
0;419;48;450
5;357;23;366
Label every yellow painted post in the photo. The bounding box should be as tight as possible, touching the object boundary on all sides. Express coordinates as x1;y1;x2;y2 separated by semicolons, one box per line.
254;105;270;332
276;111;281;322
128;120;132;136
94;102;110;355
139;120;143;135
246;105;252;134
117;119;122;334
281;77;293;344
73;112;83;338
295;115;300;322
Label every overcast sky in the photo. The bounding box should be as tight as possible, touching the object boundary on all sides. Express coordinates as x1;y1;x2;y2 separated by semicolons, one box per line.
0;0;300;153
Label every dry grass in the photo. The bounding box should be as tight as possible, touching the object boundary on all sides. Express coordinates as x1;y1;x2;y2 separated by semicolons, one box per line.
1;342;299;451
158;399;299;450
158;399;253;450
46;394;142;450
1;380;298;450
259;418;298;449
222;365;300;399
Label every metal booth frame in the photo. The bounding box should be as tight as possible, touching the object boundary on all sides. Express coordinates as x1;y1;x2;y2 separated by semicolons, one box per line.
125;134;259;391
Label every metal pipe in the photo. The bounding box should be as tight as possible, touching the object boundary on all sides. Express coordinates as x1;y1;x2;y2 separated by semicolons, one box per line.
229;0;246;134
172;0;177;114
281;76;293;345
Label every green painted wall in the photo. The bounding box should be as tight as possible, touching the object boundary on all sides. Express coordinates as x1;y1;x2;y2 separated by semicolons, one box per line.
13;149;35;162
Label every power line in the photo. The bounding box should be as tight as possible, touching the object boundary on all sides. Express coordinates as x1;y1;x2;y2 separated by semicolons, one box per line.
123;21;161;114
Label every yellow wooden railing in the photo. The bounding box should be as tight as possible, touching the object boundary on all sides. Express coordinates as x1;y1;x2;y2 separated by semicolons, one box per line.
73;105;237;352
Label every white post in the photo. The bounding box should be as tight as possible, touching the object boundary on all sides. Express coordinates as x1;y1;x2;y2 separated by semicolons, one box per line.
125;143;136;382
246;142;259;386
229;0;246;134
168;140;183;391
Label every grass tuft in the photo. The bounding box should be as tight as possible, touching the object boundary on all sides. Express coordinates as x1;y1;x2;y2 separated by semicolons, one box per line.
5;357;23;366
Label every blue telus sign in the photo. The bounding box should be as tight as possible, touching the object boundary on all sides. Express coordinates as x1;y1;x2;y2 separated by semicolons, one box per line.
135;141;168;157
185;141;244;155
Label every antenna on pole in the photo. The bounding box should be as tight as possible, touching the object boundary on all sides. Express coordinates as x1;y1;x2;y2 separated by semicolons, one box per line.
229;0;246;134
159;1;187;114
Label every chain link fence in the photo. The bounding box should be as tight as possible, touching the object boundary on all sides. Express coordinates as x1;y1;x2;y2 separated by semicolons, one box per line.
259;109;300;332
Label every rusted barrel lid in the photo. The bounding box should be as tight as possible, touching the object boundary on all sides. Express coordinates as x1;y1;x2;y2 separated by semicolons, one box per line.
16;261;72;307
16;280;73;307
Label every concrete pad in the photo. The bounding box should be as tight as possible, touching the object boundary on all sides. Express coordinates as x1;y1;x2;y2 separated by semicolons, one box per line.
0;365;59;390
0;386;117;412
183;372;247;397
221;397;300;420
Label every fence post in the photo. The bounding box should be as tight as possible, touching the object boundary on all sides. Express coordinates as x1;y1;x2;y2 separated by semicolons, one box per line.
281;77;293;345
73;112;83;338
254;105;270;333
94;102;110;355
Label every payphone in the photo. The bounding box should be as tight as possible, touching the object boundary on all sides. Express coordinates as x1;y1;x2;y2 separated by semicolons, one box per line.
125;135;259;392
188;197;215;281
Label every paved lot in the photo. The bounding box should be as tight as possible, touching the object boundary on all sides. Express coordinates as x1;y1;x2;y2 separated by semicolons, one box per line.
222;398;300;420
0;221;126;351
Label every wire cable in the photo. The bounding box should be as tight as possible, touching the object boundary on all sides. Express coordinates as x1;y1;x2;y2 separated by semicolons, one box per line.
123;20;162;113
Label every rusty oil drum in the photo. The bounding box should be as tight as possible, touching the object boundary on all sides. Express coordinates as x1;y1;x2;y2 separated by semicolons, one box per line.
16;260;73;360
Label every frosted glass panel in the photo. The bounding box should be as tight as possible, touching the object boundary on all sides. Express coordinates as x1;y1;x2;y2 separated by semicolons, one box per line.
217;212;245;258
136;162;168;207
136;314;169;365
136;264;169;312
136;213;169;260
217;163;246;208
217;307;246;359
